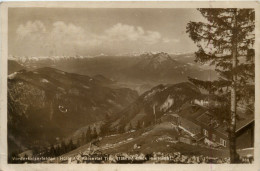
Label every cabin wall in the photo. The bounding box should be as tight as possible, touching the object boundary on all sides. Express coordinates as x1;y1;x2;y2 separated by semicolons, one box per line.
236;122;254;149
199;126;229;148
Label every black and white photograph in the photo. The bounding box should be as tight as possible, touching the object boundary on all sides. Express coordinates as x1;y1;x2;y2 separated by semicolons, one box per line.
1;2;259;169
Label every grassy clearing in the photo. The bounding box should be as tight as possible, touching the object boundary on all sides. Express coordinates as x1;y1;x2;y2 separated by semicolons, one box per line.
61;121;229;158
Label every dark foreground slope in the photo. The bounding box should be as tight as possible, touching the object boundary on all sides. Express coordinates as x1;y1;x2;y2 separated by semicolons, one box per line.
8;67;138;154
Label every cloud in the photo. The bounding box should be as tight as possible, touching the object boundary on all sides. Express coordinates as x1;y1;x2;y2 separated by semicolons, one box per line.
16;20;46;40
144;31;162;44
15;21;176;56
104;23;144;41
103;23;161;44
51;21;86;42
49;21;91;47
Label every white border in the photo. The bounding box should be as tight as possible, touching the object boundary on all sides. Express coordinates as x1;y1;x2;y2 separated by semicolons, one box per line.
1;1;260;171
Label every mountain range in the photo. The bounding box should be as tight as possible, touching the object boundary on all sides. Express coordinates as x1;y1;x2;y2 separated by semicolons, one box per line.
7;52;224;160
9;52;217;94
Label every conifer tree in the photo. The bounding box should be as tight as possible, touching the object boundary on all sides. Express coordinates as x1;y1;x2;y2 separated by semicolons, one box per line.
85;126;91;143
68;139;75;151
49;144;55;157
92;127;98;139
100;114;111;136
186;9;255;163
56;144;62;156
60;140;67;154
136;121;141;130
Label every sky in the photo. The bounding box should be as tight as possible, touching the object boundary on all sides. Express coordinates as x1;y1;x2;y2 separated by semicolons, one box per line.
8;8;206;57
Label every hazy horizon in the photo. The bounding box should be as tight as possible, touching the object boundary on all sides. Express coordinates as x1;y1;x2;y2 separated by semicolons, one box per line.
8;8;206;58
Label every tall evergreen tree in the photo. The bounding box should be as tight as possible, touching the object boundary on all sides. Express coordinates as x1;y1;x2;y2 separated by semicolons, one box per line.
186;9;255;163
56;144;62;156
92;127;98;139
85;126;91;143
100;114;111;136
49;144;55;157
68;139;75;151
60;140;67;154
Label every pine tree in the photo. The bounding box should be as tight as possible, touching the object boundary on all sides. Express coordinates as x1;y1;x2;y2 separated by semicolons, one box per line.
49;144;55;157
136;121;141;130
56;144;62;156
100;114;111;136
186;9;255;163
60;140;67;154
68;139;75;151
92;127;98;139
85;126;91;143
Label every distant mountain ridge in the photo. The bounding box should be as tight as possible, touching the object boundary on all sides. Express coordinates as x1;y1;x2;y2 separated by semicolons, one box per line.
8;51;193;61
138;52;177;69
9;52;217;94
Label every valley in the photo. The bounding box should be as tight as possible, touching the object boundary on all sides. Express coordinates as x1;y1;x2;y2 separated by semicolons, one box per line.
7;52;253;164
